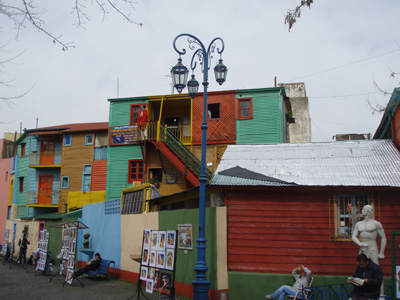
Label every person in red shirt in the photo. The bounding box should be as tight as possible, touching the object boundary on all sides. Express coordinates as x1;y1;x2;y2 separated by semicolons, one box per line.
138;105;148;139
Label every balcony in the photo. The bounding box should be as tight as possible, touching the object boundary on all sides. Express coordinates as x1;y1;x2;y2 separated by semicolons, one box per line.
29;151;62;167
26;189;60;206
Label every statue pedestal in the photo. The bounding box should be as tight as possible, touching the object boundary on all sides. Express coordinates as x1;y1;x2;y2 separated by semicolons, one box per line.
79;248;94;260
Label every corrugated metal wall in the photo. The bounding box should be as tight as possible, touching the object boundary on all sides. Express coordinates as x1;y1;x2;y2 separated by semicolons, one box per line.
106;145;143;200
91;160;107;191
226;189;396;277
236;90;283;144
192;93;236;143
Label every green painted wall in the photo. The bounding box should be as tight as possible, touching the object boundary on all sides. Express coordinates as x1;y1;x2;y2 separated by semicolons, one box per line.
158;207;218;290
228;272;391;300
236;89;284;144
106;145;143;200
45;218;76;264
106;97;148;200
108;97;147;127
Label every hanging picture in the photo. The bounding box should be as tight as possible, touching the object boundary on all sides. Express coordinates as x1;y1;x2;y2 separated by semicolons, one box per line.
66;269;74;284
153;270;160;290
146;279;154;294
143;229;151;249
149;249;156;267
166;230;176;249
159;272;172;295
140;266;148;281
142;248;149;266
178;224;192;250
151;231;158;249
165;249;175;271
158;231;166;251
156;250;165;269
148;267;155;280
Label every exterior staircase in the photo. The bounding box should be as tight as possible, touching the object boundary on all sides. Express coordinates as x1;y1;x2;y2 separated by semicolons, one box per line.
150;125;213;186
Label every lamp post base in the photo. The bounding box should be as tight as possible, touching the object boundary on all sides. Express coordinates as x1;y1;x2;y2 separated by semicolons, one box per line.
192;278;210;300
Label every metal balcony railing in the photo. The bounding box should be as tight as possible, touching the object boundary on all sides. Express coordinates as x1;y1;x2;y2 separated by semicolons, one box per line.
26;189;59;205
159;124;213;182
29;151;62;166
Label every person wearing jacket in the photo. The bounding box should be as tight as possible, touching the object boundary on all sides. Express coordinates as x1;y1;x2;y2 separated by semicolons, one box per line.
265;265;312;300
351;253;383;300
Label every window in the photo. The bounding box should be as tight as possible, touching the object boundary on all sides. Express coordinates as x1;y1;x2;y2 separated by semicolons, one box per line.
121;190;145;214
85;134;94;145
20;143;26;157
130;103;146;125
335;193;372;240
64;134;72;146
208;103;220;119
19;177;24;192
82;165;92;191
237;98;253;120
61;176;70;188
128;160;144;183
7;207;11;219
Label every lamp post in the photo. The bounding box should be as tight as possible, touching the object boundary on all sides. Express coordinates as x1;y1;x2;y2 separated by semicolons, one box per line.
170;33;227;300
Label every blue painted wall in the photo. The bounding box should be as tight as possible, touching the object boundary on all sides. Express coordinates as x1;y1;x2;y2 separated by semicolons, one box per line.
78;201;121;268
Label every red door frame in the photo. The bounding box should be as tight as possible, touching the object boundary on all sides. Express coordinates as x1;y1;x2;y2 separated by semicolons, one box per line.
37;175;53;205
39;139;55;165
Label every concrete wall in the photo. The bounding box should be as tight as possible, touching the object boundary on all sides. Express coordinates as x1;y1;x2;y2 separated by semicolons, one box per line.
280;82;311;143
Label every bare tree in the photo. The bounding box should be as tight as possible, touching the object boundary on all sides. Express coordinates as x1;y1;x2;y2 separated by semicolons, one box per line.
0;0;142;104
284;0;314;31
1;0;142;50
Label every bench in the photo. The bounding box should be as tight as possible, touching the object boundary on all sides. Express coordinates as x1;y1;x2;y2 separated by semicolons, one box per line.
86;259;115;280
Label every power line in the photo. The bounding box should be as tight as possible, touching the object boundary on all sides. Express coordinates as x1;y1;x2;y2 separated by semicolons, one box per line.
308;89;392;99
286;49;400;82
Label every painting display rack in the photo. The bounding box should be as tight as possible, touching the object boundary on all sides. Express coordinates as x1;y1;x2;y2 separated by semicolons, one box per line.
127;229;178;300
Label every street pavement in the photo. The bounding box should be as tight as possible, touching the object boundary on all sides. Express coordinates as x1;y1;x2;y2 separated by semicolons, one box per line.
0;260;155;300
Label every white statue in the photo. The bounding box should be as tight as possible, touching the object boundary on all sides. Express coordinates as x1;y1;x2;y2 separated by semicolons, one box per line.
352;205;387;264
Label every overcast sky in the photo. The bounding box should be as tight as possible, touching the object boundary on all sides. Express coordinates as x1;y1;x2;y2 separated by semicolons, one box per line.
1;0;399;142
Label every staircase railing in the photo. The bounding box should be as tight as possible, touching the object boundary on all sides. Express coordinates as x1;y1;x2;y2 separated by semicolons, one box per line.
158;124;213;182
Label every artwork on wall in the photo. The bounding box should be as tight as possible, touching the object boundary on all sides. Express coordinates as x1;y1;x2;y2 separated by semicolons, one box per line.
158;231;166;251
165;249;175;271
156;250;165;269
151;231;158;249
159;272;172;295
166;230;176;249
178;224;192;250
140;266;148;280
144;229;151;248
149;250;156;267
142;248;149;266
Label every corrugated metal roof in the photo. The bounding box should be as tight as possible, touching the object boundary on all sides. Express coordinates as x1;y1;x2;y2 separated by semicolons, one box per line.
211;140;400;187
26;122;108;136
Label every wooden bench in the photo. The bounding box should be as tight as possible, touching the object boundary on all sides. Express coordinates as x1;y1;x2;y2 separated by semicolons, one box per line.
86;259;115;280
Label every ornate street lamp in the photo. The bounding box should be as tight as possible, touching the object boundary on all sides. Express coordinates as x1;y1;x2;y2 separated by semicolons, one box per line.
171;57;189;93
171;34;227;300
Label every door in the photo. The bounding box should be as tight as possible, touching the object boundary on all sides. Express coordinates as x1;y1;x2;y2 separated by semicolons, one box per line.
39;140;55;165
37;175;53;205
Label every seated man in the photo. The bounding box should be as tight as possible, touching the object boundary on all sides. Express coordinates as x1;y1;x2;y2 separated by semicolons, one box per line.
350;253;383;300
265;265;312;300
73;252;102;278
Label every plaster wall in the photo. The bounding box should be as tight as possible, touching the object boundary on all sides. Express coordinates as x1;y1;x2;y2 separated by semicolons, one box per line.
5;219;40;259
0;139;12;245
120;212;158;274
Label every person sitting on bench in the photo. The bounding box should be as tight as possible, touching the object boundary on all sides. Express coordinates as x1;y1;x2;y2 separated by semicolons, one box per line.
73;253;102;278
265;265;312;300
